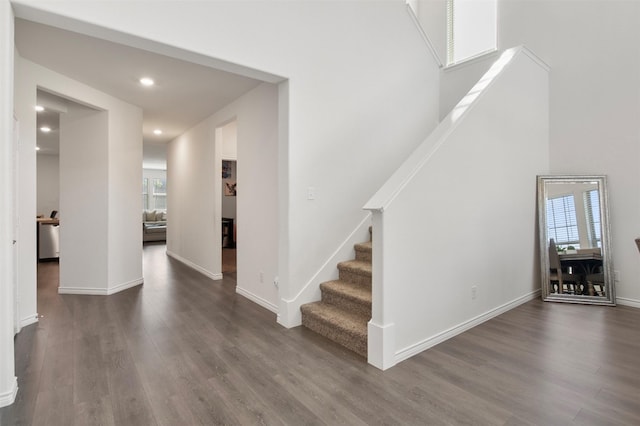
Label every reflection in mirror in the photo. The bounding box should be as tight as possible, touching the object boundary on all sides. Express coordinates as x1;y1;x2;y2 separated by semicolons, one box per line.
537;175;615;305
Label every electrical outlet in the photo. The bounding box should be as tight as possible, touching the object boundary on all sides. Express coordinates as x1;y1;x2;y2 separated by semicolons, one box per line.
471;285;477;300
259;271;264;283
307;186;315;200
273;276;279;288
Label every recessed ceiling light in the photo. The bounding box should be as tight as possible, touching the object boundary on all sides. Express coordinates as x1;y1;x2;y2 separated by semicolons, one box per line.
153;129;163;135
139;77;155;87
40;126;51;133
35;146;41;151
35;105;44;112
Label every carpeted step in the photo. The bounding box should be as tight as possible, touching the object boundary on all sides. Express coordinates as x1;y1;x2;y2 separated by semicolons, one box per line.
337;260;371;287
354;241;372;262
300;301;368;357
320;280;371;317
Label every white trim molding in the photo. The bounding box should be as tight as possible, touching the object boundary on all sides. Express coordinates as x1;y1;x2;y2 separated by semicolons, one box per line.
394;289;541;365
166;250;223;281
0;377;18;408
108;278;144;295
617;297;640;309
58;278;143;296
236;287;278;314
59;286;110;296
368;321;396;370
19;313;38;329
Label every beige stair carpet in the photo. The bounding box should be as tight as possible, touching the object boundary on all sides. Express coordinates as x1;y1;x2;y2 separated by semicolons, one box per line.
301;232;372;358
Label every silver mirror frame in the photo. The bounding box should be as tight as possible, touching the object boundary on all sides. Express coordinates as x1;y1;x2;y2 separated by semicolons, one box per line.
537;175;616;305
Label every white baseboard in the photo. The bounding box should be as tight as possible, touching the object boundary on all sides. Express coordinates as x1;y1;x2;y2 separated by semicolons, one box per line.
108;278;144;295
58;278;143;296
0;377;18;408
395;289;541;365
236;286;278;314
368;321;396;370
617;297;640;309
166;250;222;281
20;313;39;328
59;286;108;295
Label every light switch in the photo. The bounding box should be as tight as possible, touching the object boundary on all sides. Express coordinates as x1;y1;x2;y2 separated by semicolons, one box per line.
307;186;315;200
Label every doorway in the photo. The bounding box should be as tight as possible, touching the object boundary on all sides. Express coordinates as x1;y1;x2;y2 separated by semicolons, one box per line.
218;120;238;275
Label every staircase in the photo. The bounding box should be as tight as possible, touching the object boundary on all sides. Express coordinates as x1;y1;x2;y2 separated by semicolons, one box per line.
300;231;372;357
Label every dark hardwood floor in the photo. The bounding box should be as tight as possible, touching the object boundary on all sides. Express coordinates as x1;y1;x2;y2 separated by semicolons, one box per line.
2;243;640;425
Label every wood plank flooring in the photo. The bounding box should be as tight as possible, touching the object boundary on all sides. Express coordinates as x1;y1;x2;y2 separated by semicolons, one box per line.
2;243;640;425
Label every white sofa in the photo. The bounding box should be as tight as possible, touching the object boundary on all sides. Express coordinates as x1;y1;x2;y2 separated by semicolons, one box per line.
143;210;167;242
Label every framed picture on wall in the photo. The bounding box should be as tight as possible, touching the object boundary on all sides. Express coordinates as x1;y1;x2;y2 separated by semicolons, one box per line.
225;181;237;196
222;160;232;179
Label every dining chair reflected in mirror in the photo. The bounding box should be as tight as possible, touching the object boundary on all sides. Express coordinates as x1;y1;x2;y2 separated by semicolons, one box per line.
548;238;579;294
586;272;605;296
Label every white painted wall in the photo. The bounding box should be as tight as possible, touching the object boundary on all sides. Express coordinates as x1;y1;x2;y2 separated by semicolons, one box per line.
167;113;217;278
366;48;549;369
417;0;640;307
220;120;237;161
14;56;143;303
106;95;144;293
235;84;279;311
167;83;279;312
0;0;17;408
11;0;441;327
36;154;59;216
13;55;38;328
143;143;167;170
59;103;109;291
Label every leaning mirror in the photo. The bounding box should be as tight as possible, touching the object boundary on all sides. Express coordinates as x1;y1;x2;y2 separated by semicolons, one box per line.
537;175;615;305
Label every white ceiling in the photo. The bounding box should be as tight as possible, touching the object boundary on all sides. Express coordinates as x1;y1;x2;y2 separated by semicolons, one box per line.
16;18;263;147
35;90;64;155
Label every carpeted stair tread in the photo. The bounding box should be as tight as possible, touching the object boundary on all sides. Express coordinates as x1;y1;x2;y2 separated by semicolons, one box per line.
300;302;368;357
354;241;372;262
354;241;372;252
337;260;371;276
300;227;373;358
320;280;372;306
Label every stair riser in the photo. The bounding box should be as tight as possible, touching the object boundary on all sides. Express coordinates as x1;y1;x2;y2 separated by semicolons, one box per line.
322;291;371;318
301;312;367;357
355;249;372;262
338;270;371;287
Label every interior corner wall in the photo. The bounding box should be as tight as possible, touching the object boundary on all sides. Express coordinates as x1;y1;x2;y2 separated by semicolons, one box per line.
59;103;109;291
167;82;279;311
36;154;59;216
13;55;38;325
0;0;17;407
107;98;143;293
167;113;217;277
14;56;142;297
221;120;237;160
235;84;279;311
